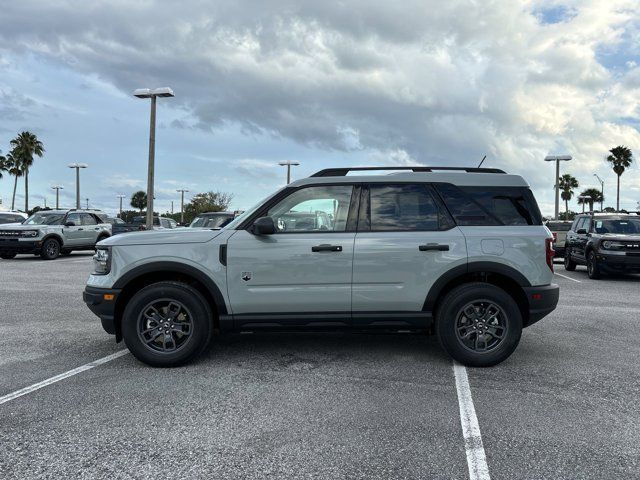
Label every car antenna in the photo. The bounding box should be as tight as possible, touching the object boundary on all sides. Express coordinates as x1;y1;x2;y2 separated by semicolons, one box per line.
477;155;487;168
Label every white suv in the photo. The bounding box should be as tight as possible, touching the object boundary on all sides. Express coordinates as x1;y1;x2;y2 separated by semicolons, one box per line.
84;167;559;367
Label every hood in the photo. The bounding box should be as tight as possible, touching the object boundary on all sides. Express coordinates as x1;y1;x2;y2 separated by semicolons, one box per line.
0;223;54;230
597;233;640;242
99;227;224;246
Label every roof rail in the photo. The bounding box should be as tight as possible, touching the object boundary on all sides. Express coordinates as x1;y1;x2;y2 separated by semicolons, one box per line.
68;208;103;212
310;166;506;177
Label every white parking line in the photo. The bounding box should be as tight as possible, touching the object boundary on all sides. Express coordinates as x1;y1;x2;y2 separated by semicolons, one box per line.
554;272;581;283
0;350;129;405
453;362;491;480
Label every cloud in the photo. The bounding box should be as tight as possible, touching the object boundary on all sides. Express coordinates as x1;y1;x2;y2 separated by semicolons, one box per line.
0;0;639;211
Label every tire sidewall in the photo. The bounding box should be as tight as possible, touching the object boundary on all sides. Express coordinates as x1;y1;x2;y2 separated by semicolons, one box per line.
436;284;523;367
122;282;212;367
41;238;60;260
587;251;600;279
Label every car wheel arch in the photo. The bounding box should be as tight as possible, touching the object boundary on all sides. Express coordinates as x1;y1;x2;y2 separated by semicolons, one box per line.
112;262;228;341
41;233;64;247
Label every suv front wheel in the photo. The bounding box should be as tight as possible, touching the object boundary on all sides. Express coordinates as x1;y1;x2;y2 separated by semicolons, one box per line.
587;251;601;279
436;283;523;367
122;281;213;367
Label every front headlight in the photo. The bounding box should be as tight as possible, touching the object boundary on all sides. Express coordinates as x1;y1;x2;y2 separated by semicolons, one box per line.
92;247;111;275
19;230;39;238
602;241;612;249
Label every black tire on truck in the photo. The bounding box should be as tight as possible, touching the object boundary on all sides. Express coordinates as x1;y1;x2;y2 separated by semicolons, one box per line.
40;238;61;260
121;281;213;367
436;282;523;367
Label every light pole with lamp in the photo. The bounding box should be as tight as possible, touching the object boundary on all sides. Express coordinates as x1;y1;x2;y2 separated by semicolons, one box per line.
544;155;572;220
68;163;88;209
51;186;63;210
278;160;300;184
117;194;126;217
176;189;189;224
593;174;604;211
133;87;175;230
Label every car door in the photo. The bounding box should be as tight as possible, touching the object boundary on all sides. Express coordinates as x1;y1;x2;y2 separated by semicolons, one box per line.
574;216;590;261
225;184;357;327
351;183;467;327
63;213;85;247
80;213;99;244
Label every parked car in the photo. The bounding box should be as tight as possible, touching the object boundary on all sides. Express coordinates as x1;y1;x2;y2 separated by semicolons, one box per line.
132;216;178;230
188;212;236;229
83;166;558;368
0;211;28;225
564;213;640;279
545;220;572;257
0;209;111;260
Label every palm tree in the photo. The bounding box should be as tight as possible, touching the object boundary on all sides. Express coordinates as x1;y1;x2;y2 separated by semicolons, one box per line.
0;151;6;180
131;191;148;212
4;151;23;210
10;131;45;212
606;146;633;211
577;188;604;212
558;174;579;215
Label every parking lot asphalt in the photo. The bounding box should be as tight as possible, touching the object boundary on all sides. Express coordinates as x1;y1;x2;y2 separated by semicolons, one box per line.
1;254;639;479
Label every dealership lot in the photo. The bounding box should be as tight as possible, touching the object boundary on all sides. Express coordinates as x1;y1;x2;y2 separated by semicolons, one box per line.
1;255;639;479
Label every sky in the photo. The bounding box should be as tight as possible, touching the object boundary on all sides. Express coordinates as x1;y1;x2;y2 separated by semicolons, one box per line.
0;0;639;216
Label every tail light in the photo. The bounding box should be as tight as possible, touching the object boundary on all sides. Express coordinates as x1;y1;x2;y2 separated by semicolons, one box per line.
545;238;554;272
552;232;557;242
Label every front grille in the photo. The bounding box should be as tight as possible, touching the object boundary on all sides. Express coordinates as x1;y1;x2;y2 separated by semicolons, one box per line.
619;242;640;252
0;230;21;238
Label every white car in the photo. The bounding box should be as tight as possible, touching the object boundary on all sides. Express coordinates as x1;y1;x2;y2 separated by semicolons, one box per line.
0;211;28;226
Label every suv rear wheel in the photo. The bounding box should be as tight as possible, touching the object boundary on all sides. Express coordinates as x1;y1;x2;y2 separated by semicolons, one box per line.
122;281;213;367
564;249;576;271
436;283;523;367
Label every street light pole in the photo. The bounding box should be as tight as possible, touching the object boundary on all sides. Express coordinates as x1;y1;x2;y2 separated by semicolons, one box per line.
177;189;189;224
51;186;63;210
593;174;604;211
278;160;300;184
86;198;89;209
544;155;572;220
134;87;175;230
68;163;88;209
117;195;126;217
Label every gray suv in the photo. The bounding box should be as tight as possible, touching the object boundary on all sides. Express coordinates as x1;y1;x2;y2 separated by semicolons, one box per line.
83;167;559;367
0;209;111;260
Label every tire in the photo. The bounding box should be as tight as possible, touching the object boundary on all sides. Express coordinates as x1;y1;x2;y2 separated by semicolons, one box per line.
40;238;61;260
587;251;601;279
564;249;577;271
121;281;213;367
436;282;523;367
0;253;17;259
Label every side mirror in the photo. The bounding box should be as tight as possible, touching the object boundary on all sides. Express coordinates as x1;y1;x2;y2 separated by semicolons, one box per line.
65;221;76;227
251;216;276;235
576;228;587;235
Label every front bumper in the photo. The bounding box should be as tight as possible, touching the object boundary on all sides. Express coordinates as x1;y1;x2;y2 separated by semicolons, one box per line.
523;284;560;327
595;252;640;273
0;239;42;254
83;286;121;335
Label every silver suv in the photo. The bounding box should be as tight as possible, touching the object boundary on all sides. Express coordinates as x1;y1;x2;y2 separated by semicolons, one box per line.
0;209;111;260
83;167;559;367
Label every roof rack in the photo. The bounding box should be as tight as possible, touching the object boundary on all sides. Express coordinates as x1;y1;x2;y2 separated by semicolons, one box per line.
68;208;103;212
310;166;506;177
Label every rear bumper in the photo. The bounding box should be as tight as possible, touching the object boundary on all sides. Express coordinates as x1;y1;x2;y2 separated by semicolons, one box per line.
83;286;121;335
0;239;41;254
523;284;559;327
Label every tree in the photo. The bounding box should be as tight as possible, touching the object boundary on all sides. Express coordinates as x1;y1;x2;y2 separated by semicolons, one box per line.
3;151;23;211
184;191;233;223
10;131;44;212
606;146;633;211
130;191;147;212
0;151;6;180
558;174;579;215
577;188;604;212
558;210;576;221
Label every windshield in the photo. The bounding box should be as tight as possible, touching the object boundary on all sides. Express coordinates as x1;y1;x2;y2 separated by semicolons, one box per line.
594;218;640;234
546;222;572;231
24;212;65;225
224;189;285;230
189;214;233;228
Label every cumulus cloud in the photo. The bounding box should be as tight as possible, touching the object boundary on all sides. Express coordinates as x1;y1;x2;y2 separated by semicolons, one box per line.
0;0;639;206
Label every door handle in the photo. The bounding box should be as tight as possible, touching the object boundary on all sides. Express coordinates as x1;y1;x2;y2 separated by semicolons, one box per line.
419;243;449;252
77;228;84;231
312;244;343;252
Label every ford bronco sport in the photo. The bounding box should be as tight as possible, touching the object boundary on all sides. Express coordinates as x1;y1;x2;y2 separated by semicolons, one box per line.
0;209;111;260
83;167;559;367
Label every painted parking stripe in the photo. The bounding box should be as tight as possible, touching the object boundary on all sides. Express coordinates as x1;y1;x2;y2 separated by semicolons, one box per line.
453;362;491;480
0;350;129;406
554;272;581;283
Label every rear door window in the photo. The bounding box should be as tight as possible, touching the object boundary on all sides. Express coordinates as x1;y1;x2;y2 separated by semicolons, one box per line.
364;184;441;231
81;214;97;226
